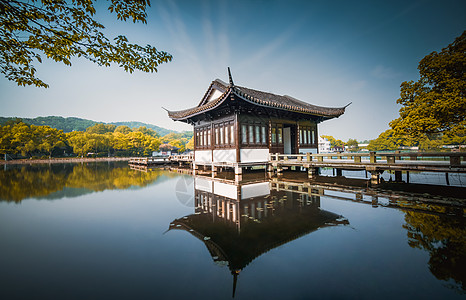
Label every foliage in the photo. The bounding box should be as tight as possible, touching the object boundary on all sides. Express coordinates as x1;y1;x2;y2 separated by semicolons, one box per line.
111;121;176;136
321;135;344;148
0;0;172;88
345;138;359;151
390;31;466;140
367;129;415;151
86;123;116;134
1;120;193;158
0;121;66;157
114;125;132;134
185;136;194;151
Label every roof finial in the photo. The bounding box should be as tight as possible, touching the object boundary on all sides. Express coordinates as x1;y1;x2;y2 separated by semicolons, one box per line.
228;67;234;86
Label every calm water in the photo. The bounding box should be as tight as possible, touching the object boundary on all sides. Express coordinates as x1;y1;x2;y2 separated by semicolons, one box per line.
0;162;464;299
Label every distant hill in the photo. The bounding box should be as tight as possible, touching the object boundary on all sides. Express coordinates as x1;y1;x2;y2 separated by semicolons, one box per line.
0;116;178;136
108;121;175;136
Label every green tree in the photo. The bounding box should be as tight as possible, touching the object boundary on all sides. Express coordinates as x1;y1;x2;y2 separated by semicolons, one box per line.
114;125;132;134
136;126;159;138
390;31;466;140
67;131;91;157
35;125;66;158
367;129;415;151
346;139;359;152
86;123;116;134
185;137;194;151
0;0;172;88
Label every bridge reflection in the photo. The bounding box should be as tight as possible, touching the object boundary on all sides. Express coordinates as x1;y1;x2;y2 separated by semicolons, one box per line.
168;175;349;297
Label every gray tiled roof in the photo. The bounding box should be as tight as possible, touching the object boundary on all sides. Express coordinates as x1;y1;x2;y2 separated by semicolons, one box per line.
167;79;348;120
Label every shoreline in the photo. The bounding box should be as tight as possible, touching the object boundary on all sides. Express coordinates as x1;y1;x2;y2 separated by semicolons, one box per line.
0;157;132;165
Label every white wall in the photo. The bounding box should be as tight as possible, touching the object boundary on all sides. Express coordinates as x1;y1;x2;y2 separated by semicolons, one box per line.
194;150;212;163
195;177;213;193
213;149;236;163
241;182;270;200
240;149;269;163
213;181;238;200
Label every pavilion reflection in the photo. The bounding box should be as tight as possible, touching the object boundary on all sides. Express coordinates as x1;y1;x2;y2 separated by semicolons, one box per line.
168;175;349;297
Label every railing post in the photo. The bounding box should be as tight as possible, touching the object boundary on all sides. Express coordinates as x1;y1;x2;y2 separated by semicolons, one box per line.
450;156;461;167
387;155;395;164
317;155;323;162
306;153;311;162
354;155;361;163
370;151;377;163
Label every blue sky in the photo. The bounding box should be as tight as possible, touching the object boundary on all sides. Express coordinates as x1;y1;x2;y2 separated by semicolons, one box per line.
1;0;465;141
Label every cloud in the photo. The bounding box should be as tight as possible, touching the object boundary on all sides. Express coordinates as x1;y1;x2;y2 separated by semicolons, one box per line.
371;65;401;79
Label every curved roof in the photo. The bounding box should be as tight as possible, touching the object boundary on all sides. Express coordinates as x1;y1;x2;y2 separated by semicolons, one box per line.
167;78;350;121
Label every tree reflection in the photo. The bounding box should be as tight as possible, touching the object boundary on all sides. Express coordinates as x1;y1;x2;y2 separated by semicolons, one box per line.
403;205;466;292
0;163;172;202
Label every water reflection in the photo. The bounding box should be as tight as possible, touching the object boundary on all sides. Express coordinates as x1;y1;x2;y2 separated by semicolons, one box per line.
169;170;466;295
403;207;466;292
0;162;175;202
169;175;349;297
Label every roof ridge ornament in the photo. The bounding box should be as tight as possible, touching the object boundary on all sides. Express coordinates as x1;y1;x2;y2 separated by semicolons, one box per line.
228;67;234;86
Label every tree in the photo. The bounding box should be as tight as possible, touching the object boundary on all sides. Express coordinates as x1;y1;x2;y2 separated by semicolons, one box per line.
346;139;359;152
136;126;159;137
35;125;66;158
114;125;132;134
0;0;172;88
390;31;466;140
86;123;116;134
367;129;415;151
185;137;194;151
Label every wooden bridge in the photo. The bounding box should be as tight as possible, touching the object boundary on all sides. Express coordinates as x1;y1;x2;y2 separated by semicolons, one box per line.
128;154;193;166
129;151;465;185
269;152;466;185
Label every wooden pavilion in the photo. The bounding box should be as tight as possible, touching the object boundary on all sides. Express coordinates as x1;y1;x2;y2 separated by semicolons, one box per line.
166;68;349;174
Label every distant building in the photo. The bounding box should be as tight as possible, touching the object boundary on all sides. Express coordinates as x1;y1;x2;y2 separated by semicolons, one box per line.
318;136;331;153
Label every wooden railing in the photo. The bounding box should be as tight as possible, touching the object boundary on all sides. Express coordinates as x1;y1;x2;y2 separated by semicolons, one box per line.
269;151;466;167
169;153;194;162
129;156;170;164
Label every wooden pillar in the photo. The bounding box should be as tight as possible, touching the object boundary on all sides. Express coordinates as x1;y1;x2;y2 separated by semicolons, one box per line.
234;165;242;175
450;156;461;167
308;167;317;179
370;151;377;163
395;150;401;160
212;165;217;178
277;165;283;176
387;156;395;164
394;170;402;182
370;172;379;185
193;163;198;175
406;171;410;183
336;168;342;176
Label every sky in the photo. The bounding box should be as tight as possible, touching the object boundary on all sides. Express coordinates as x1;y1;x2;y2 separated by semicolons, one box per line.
1;0;465;141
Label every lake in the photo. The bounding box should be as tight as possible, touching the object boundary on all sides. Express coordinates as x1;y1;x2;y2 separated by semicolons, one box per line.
0;162;464;299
